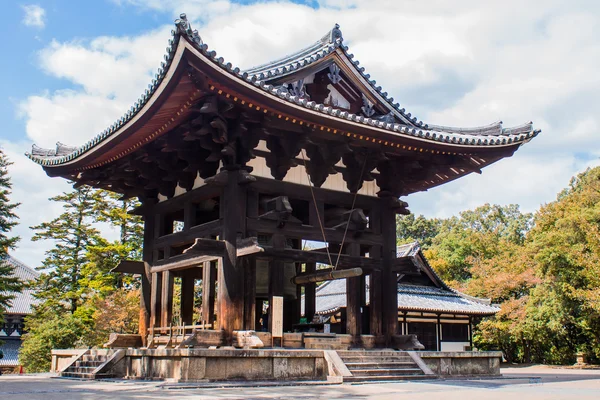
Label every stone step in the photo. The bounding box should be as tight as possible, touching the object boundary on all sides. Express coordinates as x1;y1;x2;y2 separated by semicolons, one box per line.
337;350;408;356
344;374;435;383
339;356;413;363
75;361;104;368
345;362;418;369
66;367;98;374
82;355;107;362
350;368;423;376
60;372;114;380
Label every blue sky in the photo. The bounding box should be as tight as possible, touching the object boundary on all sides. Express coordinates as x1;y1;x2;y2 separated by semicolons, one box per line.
1;0;598;267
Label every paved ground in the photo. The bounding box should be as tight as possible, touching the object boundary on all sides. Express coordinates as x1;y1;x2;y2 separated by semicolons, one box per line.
1;366;599;399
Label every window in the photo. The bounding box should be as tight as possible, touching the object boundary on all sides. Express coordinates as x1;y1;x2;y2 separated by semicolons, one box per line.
442;323;469;342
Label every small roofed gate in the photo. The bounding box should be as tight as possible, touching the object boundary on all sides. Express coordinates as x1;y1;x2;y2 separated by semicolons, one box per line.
27;14;539;347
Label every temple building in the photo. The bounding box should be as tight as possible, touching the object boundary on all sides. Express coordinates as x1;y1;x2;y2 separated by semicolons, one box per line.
309;242;498;351
29;14;537;381
0;256;39;373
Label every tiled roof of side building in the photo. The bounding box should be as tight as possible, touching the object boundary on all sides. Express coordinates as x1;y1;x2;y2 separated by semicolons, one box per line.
2;255;40;315
308;278;498;316
26;14;540;168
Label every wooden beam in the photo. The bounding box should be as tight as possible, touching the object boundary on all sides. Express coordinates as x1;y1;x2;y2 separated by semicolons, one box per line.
112;260;145;274
291;267;362;284
247;218;383;246
369;207;383;337
257;246;381;270
154;219;222;248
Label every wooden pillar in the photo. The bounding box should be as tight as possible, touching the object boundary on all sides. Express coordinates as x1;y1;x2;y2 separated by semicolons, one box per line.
150;272;163;329
304;262;316;321
369;207;383;338
380;196;398;344
140;210;155;344
346;243;361;343
244;189;259;330
269;233;285;335
243;258;257;330
218;169;246;343
202;260;216;326
180;269;196;326
161;270;174;328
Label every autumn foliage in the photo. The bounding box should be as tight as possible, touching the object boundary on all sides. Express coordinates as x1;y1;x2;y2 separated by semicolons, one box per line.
398;167;600;364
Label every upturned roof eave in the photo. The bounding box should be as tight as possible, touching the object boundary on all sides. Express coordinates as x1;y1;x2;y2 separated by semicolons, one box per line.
26;14;540;171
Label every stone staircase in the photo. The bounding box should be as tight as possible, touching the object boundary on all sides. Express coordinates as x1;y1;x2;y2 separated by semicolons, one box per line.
337;350;436;382
59;350;116;379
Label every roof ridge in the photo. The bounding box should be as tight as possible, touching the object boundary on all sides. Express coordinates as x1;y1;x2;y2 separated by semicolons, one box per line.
244;23;343;76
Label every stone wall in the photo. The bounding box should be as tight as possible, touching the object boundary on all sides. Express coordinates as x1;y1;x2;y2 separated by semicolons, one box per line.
415;351;502;376
50;349;87;372
122;348;328;381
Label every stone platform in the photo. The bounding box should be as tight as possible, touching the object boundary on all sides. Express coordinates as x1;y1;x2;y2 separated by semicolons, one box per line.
52;348;502;382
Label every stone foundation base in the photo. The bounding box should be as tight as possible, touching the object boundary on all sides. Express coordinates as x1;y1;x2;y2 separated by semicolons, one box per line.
416;351;502;376
123;349;327;381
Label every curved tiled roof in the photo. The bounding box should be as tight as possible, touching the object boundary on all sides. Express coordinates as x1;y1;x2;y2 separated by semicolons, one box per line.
3;255;39;315
309;278;498;316
27;14;540;168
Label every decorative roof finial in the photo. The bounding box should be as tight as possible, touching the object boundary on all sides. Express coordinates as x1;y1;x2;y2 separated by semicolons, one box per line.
174;13;203;45
321;23;343;44
330;23;343;43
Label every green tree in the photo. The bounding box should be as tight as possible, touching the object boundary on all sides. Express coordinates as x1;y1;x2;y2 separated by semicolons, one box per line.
31;186;105;314
396;213;441;247
81;191;143;296
19;313;90;372
0;149;21;327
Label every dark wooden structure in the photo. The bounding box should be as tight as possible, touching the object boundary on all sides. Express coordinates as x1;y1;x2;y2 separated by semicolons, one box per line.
28;14;538;347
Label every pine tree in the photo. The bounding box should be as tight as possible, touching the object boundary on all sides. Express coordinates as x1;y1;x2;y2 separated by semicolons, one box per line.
82;190;143;295
0;149;21;325
31;186;104;314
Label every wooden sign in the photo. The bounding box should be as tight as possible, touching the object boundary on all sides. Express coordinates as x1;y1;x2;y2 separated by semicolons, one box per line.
271;296;284;338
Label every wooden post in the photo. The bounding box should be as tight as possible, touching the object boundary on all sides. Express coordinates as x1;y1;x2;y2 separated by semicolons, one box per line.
180;269;196;326
380;196;398;344
346;242;361;344
243;257;257;330
218;170;246;343
202;260;216;326
140;210;155;345
304;262;316;321
368;207;383;338
150;272;163;329
161;270;174;328
244;189;259;330
269;233;285;339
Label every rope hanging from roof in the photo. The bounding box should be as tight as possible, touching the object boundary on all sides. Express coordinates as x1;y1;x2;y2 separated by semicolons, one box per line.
291;148;369;284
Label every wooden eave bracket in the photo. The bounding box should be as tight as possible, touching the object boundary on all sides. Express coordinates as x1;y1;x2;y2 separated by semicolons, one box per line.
112;260;145;275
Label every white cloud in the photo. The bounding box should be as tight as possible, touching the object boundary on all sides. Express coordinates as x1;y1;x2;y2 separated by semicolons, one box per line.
10;0;600;265
21;4;46;29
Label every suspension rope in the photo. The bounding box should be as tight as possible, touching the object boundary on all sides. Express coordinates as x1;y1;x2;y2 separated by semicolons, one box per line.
300;148;334;267
334;152;369;270
300;149;369;270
